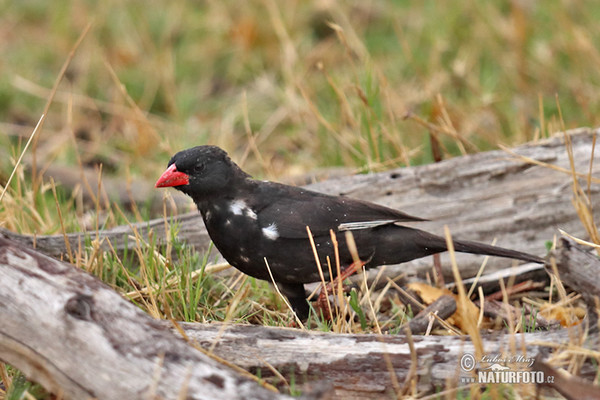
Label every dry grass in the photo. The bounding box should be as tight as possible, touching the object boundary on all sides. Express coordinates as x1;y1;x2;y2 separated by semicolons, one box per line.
1;1;600;399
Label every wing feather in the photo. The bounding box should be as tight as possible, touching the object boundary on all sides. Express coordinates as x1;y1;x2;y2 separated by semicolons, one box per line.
252;183;425;239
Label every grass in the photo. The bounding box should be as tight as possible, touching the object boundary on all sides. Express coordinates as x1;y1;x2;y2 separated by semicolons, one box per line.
3;1;600;178
1;0;600;398
2;370;47;400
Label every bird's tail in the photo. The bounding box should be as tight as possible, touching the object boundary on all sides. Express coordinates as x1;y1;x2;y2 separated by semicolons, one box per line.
449;236;544;264
384;226;544;264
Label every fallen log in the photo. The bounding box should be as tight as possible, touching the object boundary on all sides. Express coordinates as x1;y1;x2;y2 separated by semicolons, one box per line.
550;237;600;327
2;233;599;399
2;128;598;278
0;235;295;400
182;322;575;398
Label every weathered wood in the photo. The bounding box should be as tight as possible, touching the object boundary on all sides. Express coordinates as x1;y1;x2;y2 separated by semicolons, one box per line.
550;238;600;328
0;236;294;400
2;128;598;279
406;294;456;334
551;238;600;309
182;322;577;398
447;263;548;293
0;211;212;261
532;357;600;400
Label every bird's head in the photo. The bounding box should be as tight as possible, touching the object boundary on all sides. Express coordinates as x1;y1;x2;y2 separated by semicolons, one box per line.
155;145;249;200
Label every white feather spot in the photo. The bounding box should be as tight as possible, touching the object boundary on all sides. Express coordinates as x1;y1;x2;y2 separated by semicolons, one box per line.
262;223;279;240
246;208;257;220
229;199;257;220
204;210;212;221
240;255;250;263
230;200;246;215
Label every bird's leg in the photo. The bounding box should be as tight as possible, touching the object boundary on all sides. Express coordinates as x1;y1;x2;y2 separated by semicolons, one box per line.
278;282;309;321
337;259;368;283
317;259;367;320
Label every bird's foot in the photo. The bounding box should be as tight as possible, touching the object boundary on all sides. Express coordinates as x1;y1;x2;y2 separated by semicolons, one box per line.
286;319;301;328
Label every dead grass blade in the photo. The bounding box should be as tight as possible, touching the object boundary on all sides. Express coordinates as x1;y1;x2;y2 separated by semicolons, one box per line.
264;257;305;329
307;226;334;321
444;226;484;358
0;114;45;203
499;141;600;184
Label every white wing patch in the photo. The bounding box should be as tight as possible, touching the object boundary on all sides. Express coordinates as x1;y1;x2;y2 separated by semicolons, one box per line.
246;208;258;220
230;200;246;215
338;220;397;231
229;199;258;220
262;223;279;240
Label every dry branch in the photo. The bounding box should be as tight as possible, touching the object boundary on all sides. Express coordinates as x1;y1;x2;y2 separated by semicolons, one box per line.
406;294;456;334
2;128;599;279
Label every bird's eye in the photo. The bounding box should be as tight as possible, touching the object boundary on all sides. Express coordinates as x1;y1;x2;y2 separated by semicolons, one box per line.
193;163;205;174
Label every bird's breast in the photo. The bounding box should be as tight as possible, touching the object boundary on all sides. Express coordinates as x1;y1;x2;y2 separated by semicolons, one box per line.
199;199;277;276
201;200;261;243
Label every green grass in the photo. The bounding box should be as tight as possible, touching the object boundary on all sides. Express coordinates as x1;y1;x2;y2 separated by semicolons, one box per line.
1;0;599;398
3;371;49;400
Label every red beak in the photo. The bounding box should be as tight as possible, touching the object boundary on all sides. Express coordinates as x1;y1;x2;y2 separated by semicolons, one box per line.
155;164;190;188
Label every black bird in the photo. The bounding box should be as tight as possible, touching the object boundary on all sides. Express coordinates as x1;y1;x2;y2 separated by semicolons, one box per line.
155;146;543;319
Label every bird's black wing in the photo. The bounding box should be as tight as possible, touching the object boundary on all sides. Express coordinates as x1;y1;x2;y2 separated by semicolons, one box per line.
253;182;426;239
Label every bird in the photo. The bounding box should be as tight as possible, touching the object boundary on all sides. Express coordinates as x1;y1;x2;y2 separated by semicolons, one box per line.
155;145;544;320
